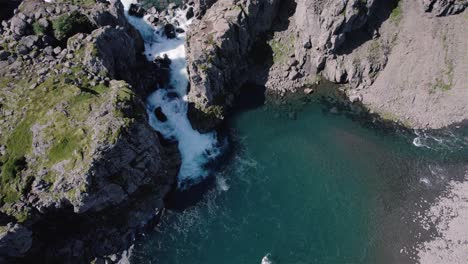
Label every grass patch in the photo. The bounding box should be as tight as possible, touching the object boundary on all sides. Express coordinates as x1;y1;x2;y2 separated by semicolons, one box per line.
52;11;94;42
390;2;402;25
367;40;381;64
47;133;81;164
32;21;48;36
55;0;96;7
268;35;295;64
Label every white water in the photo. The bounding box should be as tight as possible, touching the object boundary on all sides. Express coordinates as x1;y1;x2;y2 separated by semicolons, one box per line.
121;0;220;187
412;129;467;150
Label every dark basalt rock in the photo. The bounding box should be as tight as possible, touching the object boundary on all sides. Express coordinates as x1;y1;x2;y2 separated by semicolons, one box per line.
154;107;168;122
128;3;145;18
186;6;194;19
164;23;176;39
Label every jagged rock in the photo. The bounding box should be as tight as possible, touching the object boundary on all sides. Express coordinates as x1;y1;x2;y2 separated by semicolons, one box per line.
421;0;468;15
164;23;176;39
154;54;171;68
186;0;281;120
0;51;10;61
0;223;32;257
10;15;29;36
128;3;145;18
154;107;168;122
148;15;159;24
89;0;128;28
53;46;62;55
41;35;55;47
289;70;301;80
349;93;363;103
17;45;29;55
19;35;39;50
304;88;314;94
84;26;139;81
186;7;195;19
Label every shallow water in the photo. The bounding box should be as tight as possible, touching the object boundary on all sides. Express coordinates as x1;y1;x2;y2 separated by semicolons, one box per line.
130;91;468;264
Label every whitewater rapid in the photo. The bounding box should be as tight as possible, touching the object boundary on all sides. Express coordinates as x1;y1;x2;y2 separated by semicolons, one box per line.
121;1;220;187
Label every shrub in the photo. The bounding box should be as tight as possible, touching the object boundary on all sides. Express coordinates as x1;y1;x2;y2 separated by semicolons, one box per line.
52;11;94;42
32;21;47;35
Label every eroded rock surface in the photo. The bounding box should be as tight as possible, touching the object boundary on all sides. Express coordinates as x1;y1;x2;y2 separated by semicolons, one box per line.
0;0;178;262
186;0;468;129
186;0;280;128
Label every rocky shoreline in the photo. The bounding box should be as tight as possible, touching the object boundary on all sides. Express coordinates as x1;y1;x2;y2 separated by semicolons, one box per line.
0;0;466;263
0;0;181;262
184;0;468;130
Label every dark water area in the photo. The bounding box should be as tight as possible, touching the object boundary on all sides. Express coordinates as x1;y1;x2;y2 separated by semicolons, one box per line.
0;0;22;21
130;84;468;264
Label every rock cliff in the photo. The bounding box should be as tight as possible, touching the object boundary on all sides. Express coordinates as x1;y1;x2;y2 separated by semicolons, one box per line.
0;0;178;262
186;0;468;129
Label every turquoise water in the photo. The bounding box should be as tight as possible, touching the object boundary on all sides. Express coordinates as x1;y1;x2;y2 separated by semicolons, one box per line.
130;90;467;264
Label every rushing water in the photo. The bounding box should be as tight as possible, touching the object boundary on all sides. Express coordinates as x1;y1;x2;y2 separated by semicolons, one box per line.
119;2;468;263
122;1;220;187
129;89;468;263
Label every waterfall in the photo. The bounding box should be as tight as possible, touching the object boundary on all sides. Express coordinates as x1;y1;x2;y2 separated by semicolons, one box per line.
121;0;220;188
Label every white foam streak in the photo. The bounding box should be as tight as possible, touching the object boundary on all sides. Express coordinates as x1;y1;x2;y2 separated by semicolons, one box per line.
122;0;220;187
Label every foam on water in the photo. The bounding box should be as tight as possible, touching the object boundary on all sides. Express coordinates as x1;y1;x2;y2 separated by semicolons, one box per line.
121;0;220;187
412;129;468;150
261;253;273;264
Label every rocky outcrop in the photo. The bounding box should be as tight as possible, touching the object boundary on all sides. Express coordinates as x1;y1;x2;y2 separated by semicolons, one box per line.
421;0;468;16
0;0;178;262
186;0;280;127
187;0;467;128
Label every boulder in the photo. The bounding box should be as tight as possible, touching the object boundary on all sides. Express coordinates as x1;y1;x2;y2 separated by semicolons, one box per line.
0;51;11;61
19;35;39;50
163;23;176;39
16;45;29;55
10;15;29;36
128;3;145;18
186;7;194;20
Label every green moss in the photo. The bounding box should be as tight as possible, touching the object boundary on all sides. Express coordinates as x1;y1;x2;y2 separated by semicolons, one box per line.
199;63;209;72
390;3;402;25
206;34;216;46
32;21;48;36
52;11;94;42
0;118;33;203
367;41;381;63
54;0;96;7
268;35;296;64
48;134;81;164
204;105;224;119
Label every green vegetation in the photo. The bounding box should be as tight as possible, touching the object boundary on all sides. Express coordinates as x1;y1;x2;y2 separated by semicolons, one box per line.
390;2;402;25
199;63;209;72
141;0;183;9
367;40;381;64
52;11;94;42
204;105;224;119
268;35;296;64
206;34;216;46
0;64;137;207
54;0;96;7
32;21;48;35
429;33;454;93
